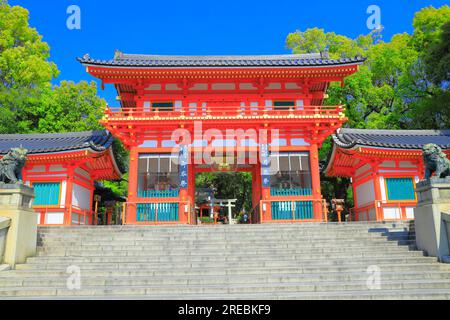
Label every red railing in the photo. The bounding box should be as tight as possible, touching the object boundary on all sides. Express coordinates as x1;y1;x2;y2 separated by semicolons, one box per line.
103;105;345;120
259;198;326;223
124;200;193;225
349;200;416;222
35;206;95;226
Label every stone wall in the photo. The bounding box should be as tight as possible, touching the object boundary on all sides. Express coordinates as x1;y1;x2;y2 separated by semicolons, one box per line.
0;217;11;265
0;185;37;268
414;177;450;262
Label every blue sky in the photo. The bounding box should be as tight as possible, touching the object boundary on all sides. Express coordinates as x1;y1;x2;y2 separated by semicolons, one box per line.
10;0;448;105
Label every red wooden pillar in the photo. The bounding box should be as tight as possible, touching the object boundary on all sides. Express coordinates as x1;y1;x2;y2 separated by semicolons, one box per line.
187;154;195;224
127;146;139;224
251;161;263;223
64;164;76;226
260;138;272;223
134;85;146;113
352;178;359;221
370;162;383;222
310;143;323;221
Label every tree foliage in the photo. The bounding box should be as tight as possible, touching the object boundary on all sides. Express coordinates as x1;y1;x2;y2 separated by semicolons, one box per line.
0;0;59;133
0;1;128;196
286;5;450;217
36;81;105;133
196;172;253;215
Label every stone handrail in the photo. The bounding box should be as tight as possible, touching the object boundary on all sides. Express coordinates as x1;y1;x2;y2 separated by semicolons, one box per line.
443;211;450;263
414;178;450;263
0;217;11;266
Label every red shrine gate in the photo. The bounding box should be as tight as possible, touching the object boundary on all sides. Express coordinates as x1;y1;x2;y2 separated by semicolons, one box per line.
79;52;364;224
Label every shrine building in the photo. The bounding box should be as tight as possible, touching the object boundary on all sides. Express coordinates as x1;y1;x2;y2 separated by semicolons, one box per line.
0;131;121;226
325;129;450;222
78;51;365;224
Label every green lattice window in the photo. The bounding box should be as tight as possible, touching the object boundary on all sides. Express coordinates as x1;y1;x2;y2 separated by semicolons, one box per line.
33;182;61;206
274;101;295;110
152;102;174;112
385;178;416;201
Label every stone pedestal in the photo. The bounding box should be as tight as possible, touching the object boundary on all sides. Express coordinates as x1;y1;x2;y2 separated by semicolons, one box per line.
0;184;36;268
414;177;450;262
0;216;10;265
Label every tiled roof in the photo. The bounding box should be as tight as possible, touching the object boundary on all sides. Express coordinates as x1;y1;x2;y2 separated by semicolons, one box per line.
77;51;366;68
0;131;114;155
332;128;450;150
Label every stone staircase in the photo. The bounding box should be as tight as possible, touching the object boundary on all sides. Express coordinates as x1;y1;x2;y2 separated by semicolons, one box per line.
1;221;450;300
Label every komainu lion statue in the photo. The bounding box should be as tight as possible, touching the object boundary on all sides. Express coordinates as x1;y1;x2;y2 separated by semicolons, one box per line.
0;148;28;184
423;143;450;180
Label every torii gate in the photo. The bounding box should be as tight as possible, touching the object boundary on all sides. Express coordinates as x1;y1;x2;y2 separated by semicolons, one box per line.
210;199;237;224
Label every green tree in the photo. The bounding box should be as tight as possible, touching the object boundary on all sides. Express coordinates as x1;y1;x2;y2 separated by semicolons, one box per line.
286;5;450;218
0;0;59;134
36;81;105;133
196;172;253;215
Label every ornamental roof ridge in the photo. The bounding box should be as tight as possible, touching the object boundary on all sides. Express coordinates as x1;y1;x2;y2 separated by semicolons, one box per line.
77;52;366;68
332;128;450;150
116;53;323;61
0;130;114;155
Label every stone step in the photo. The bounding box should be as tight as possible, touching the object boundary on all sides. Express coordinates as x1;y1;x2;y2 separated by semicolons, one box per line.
29;288;442;301
35;241;417;254
29;246;422;260
6;222;445;300
36;237;417;249
37;236;415;245
1;271;449;287
6;290;444;301
37;222;414;229
16;256;438;270
11;262;450;276
37;227;414;236
28;252;427;264
0;279;449;298
37;231;415;239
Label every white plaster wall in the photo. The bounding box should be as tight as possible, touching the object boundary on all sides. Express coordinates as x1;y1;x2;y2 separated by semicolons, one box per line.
406;207;415;219
286;83;301;89
28;165;46;173
380;161;396;168
239;83;257;90
75;168;90;181
71;214;81;225
45;212;64;225
60;181;67;208
190;83;208;90
369;208;376;221
290;139;309;147
356;180;375;206
166;84;182;91
356;164;372;177
72;184;91;210
358;210;368;221
146;84;161;91
212;83;235;90
139;141;158;148
49;165;65;172
266;83;281;90
379;176;387;202
383;207;401;220
400;161;416;168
